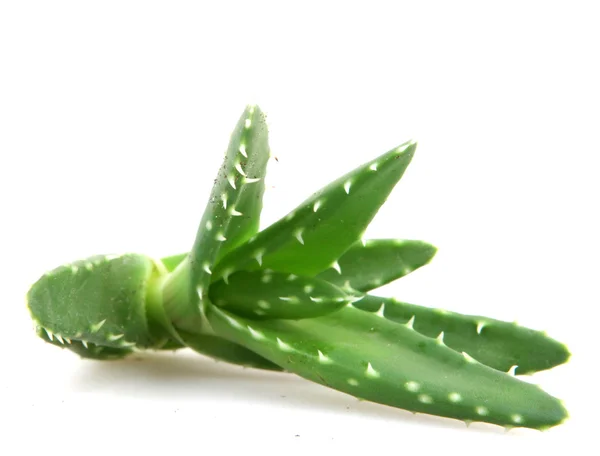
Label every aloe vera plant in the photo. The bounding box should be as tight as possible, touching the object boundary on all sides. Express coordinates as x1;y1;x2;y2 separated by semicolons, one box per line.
26;105;569;430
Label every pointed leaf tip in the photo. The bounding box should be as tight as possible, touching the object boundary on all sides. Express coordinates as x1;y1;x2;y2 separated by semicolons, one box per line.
214;139;417;279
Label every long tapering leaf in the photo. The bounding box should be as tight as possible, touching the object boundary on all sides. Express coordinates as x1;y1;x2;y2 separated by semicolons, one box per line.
205;303;567;430
352;295;570;375
191;105;270;292
213;141;416;281
317;239;437;292
209;271;351;320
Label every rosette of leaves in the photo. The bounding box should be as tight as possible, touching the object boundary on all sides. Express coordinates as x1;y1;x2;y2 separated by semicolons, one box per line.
27;106;569;430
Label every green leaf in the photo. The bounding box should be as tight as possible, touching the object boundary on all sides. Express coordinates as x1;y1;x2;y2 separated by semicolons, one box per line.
205;303;567;430
160;253;187;273
191;105;270;293
35;327;133;360
352;295;571;375
209;271;351;320
213;140;416;281
177;330;283;372
317;239;437;292
163;105;271;324
27;254;163;350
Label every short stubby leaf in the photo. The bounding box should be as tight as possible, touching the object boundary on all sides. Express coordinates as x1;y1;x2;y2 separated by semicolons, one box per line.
27;254;164;351
352;295;571;375
213;140;416;280
317;239;437;292
209;271;351;320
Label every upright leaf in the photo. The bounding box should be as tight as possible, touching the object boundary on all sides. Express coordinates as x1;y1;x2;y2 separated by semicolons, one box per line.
189;105;270;306
213;140;416;280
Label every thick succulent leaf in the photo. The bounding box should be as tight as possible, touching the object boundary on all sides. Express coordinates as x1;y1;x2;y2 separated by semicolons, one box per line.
352;295;570;375
205;303;567;430
190;105;270;304
177;330;283;372
161;253;187;273
317;239;437;292
209;271;351;320
27;254;162;350
213;140;416;281
35;327;133;360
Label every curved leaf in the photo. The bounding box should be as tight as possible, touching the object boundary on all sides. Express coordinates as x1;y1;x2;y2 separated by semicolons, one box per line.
213;140;416;281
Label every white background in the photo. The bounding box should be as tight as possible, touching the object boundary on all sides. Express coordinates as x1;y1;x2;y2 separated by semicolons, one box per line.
1;1;598;454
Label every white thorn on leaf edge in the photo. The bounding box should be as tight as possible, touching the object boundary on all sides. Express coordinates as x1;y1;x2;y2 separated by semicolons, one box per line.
90;319;106;333
221;193;228;209
317;350;333;364
229;206;243;216
343;180;352;194
222;268;233;284
365;362;380;378
462;352;477;363
227;175;237;190
405;315;415;329
248;326;265;340
293;227;305;245
254;249;266;266
436;331;445;345
331;261;342;274
235;162;246;176
277;338;294;352
224;313;244;329
476;322;485;334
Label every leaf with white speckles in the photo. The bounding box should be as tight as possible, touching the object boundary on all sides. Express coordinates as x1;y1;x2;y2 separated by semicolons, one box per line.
213;141;416;280
317;239;437;292
192;104;270;280
352;295;571;375
205;303;567;430
27;254;161;351
165;106;270;322
209;271;350;319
